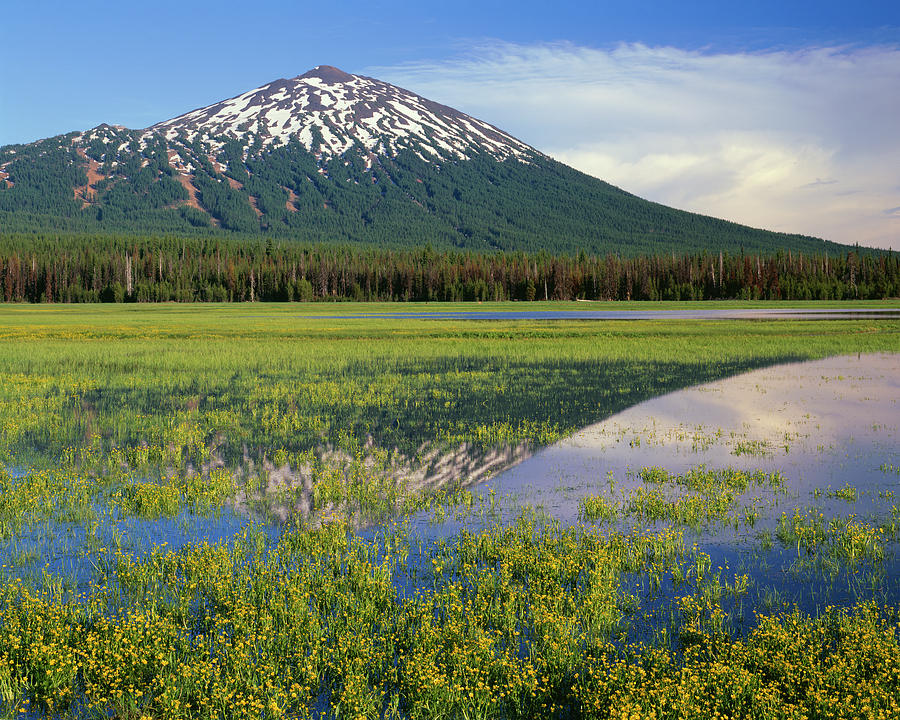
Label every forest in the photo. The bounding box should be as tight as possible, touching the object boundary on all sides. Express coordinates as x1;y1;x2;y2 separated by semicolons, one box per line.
1;233;896;303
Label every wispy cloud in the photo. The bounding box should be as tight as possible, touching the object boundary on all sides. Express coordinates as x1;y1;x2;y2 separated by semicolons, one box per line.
369;42;900;249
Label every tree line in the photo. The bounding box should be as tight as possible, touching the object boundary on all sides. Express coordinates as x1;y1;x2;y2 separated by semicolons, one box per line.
1;234;897;303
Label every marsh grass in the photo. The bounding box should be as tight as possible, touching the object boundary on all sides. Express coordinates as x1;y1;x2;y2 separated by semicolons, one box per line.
1;308;896;471
0;519;898;720
0;306;898;718
775;508;892;574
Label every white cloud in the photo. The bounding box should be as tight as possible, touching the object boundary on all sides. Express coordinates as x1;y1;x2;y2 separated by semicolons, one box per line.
369;42;900;249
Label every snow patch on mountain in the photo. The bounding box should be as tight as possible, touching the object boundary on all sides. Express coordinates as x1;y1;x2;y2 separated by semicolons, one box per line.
146;66;534;163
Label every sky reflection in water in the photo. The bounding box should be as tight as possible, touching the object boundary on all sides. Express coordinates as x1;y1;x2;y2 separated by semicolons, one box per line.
440;352;900;616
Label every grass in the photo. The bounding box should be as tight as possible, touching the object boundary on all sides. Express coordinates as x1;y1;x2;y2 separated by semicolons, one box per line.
1;304;896;469
775;508;891;569
0;303;897;718
618;466;786;530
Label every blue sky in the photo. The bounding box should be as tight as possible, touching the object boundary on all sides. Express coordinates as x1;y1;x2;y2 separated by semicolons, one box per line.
2;1;898;247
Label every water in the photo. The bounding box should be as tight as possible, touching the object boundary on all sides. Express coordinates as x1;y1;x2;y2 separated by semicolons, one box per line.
481;352;898;524
444;352;900;618
302;307;900;321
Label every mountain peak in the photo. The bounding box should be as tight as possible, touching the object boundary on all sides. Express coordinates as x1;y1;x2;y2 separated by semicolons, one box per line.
147;67;533;163
296;65;355;83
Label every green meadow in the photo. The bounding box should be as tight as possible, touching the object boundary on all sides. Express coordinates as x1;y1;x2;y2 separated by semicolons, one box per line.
0;302;898;719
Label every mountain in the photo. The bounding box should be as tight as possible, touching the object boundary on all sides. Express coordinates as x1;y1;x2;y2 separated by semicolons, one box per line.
0;66;845;255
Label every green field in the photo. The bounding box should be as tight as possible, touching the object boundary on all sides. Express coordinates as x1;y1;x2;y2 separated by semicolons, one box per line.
3;302;898;466
0;303;898;719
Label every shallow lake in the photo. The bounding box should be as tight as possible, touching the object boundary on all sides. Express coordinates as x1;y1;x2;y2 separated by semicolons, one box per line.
306;307;900;321
421;352;900;620
482;352;898;522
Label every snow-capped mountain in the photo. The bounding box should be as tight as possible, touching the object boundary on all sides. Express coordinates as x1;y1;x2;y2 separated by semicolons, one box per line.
0;66;834;256
148;65;532;163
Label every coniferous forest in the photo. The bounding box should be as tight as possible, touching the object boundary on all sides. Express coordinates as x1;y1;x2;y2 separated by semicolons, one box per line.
1;233;896;303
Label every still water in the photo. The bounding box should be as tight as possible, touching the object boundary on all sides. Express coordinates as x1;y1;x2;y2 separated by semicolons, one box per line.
483;352;898;523
433;352;900;618
307;308;900;321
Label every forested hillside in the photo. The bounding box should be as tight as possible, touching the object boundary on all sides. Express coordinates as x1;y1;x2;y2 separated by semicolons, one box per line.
0;132;846;257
